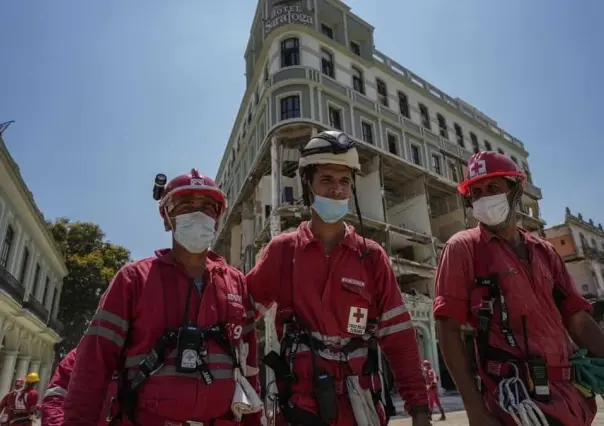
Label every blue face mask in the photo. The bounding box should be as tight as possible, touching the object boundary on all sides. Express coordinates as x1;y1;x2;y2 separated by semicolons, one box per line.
311;194;350;224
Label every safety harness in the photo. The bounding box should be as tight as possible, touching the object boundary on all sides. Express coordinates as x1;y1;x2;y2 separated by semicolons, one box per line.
468;229;576;424
109;268;243;424
262;234;395;426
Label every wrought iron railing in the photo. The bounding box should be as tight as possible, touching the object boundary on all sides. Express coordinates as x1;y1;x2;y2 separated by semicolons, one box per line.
0;265;25;302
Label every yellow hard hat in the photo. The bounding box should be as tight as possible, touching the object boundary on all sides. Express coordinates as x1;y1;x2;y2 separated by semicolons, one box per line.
25;372;40;384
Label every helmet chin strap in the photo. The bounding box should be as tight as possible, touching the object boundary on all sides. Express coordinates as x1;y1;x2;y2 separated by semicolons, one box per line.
499;182;524;229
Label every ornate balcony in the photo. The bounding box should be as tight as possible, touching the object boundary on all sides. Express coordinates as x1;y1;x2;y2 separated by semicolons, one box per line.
0;265;25;303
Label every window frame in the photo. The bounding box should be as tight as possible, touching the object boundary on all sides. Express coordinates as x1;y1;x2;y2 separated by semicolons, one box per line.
280;37;300;68
376;78;388;107
437;113;448;139
419;103;431;130
398;91;410;118
327;102;343;131
386;131;399;155
278;93;302;121
360;118;375;144
352;66;365;94
320;48;335;78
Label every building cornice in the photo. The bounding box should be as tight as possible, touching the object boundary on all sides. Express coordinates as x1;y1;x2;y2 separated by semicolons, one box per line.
219;11;531;180
0;136;68;277
565;207;604;238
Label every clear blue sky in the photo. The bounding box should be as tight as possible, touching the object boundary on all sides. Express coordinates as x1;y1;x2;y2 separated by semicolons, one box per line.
1;0;602;260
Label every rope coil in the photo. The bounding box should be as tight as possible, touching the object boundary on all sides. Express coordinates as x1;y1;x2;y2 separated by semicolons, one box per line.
496;364;549;426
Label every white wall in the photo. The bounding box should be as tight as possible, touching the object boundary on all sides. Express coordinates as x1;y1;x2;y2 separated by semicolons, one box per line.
354;170;384;222
432;210;466;242
266;31;528;163
566;261;599;295
386;178;431;235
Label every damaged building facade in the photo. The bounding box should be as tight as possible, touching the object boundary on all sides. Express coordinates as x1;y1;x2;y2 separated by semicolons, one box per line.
213;0;544;389
545;209;604;324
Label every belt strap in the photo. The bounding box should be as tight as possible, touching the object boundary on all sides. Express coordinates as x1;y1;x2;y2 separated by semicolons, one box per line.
134;410;239;426
485;360;573;381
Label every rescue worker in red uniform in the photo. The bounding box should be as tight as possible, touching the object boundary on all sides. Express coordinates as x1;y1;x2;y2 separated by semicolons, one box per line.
422;360;445;421
434;151;604;426
41;348;118;426
5;372;40;425
0;378;25;425
62;169;262;426
247;131;431;426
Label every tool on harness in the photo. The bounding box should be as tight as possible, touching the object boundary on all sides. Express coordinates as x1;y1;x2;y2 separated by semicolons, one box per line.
496;363;549;426
570;348;604;396
522;316;551;402
113;278;239;423
306;325;338;423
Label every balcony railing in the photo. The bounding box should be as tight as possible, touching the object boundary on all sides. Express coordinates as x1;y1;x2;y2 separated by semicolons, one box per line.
524;182;543;200
582;243;603;260
22;297;50;325
0;265;25;303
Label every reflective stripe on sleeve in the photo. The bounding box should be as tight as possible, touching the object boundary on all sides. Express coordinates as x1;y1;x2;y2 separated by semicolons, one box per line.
43;386;67;399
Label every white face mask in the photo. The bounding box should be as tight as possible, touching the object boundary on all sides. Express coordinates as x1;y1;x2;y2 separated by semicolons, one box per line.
173;212;216;254
472;193;510;226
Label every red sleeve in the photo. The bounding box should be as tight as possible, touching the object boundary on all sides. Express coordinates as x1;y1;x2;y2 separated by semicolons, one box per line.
27;390;39;412
0;393;9;411
432;236;474;324
42;349;77;426
241;275;262;426
549;247;593;325
63;265;136;426
372;245;429;414
245;239;280;318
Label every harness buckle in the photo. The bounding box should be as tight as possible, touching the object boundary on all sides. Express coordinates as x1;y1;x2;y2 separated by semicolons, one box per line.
480;299;494;314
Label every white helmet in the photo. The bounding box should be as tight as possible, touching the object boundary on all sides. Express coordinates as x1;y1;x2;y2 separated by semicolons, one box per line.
298;131;360;172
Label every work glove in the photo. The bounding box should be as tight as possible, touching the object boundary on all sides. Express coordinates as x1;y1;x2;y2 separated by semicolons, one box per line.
231;368;264;421
570;348;604;397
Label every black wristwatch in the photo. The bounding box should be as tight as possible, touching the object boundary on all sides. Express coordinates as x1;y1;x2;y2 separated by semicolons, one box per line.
410;405;430;416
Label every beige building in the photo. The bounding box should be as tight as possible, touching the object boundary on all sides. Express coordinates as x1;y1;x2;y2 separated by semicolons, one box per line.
0;122;68;397
545;208;604;322
213;0;544;390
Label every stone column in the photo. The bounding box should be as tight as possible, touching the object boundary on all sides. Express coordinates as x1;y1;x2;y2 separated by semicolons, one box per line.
15;355;31;381
269;136;282;239
241;202;256;274
0;350;18;396
28;359;40;374
7;224;24;277
37;362;51;397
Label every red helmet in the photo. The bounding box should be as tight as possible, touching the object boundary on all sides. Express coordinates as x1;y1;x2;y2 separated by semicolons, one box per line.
159;169;227;218
458;151;526;196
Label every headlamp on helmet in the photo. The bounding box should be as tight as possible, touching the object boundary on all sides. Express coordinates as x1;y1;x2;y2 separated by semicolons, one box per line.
300;130;356;157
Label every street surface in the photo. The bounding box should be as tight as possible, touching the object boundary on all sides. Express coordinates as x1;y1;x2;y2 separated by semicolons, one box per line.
391;396;604;425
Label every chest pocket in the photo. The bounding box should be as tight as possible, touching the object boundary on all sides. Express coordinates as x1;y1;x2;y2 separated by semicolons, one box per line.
336;253;375;337
219;274;247;345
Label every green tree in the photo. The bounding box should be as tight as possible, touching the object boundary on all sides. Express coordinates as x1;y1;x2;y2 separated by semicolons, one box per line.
48;218;131;357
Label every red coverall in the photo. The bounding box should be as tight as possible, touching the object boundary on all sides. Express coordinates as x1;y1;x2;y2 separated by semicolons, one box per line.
62;250;261;426
1;387;39;425
0;391;15;426
42;348;118;426
247;222;428;425
433;225;597;425
424;367;442;413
